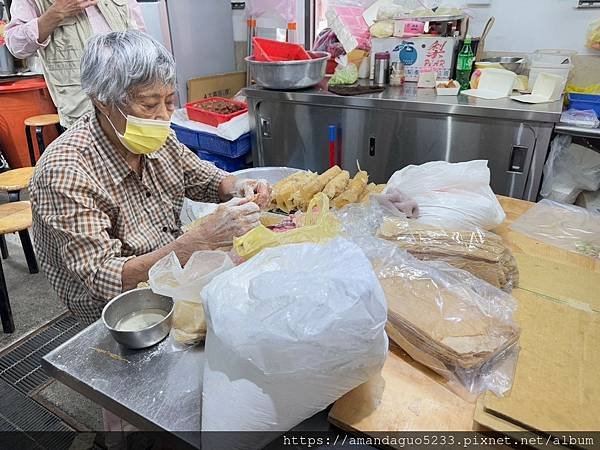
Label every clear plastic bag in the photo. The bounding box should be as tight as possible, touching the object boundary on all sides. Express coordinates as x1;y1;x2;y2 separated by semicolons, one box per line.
312;28;345;58
378;217;519;292
148;251;234;347
587;18;600;51
560;109;600;129
370;20;394;38
329;61;359;85
510;200;600;259
541;135;600;204
245;0;296;22
351;235;520;400
201;238;388;434
385;160;506;230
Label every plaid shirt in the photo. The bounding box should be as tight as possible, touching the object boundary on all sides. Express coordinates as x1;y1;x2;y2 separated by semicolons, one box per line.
29;113;228;325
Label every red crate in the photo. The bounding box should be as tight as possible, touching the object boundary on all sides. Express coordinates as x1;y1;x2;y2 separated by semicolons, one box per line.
253;37;310;62
185;97;248;127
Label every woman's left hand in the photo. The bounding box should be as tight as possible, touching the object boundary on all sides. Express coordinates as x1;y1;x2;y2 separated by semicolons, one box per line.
233;178;272;209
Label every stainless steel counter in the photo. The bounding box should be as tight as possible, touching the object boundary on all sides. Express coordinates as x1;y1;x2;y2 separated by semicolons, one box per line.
245;81;563;123
246;81;561;201
42;321;203;448
554;124;600;139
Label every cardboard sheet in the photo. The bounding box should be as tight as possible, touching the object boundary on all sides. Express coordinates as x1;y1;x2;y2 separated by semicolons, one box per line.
483;288;600;431
329;347;476;434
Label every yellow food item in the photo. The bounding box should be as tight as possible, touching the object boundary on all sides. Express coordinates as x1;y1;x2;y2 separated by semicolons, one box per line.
332;170;368;209
296;165;342;208
358;183;385;202
272;171;315;212
172;300;207;345
322;170;350;200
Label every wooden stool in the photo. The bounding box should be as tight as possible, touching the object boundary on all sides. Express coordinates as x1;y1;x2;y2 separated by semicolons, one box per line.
0;167;36;259
25;114;61;166
0;201;39;333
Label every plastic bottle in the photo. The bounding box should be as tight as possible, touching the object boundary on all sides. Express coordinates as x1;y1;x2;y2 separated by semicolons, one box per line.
456;36;475;90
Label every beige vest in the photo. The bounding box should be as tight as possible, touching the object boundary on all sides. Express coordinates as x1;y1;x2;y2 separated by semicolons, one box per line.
34;0;132;126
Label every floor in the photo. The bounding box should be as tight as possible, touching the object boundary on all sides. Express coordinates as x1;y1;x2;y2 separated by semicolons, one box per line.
0;192;105;437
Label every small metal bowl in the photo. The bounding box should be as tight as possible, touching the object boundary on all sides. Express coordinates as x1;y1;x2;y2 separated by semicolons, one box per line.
102;288;174;350
480;56;525;74
245;51;330;90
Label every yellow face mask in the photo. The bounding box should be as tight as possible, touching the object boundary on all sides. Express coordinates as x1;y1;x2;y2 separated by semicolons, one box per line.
105;107;172;155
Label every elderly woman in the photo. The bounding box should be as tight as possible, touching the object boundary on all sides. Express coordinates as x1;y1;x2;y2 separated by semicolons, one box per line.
29;30;269;325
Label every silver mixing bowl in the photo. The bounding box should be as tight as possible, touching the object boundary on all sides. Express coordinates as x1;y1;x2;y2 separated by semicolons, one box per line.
480;56;525;74
245;51;330;90
102;288;174;350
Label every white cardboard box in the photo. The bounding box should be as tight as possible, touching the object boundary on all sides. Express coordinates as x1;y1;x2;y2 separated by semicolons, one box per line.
370;37;458;82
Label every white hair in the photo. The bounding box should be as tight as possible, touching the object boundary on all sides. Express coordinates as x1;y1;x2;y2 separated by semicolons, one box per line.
80;30;176;107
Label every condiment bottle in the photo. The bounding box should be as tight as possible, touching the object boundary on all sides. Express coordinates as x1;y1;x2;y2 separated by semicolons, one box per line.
389;61;405;86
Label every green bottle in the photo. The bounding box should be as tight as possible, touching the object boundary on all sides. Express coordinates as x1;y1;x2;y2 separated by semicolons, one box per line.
456;36;475;90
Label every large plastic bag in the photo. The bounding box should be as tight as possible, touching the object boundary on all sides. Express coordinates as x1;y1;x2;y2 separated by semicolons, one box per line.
233;193;340;259
370;20;394;38
351;235;520;400
201;238;388;438
148;251;233;346
329;61;359;85
540;135;600;204
511;200;600;259
385;160;506;230
312;28;345;58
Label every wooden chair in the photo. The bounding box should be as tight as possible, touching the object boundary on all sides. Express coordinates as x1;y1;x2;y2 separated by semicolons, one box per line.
0;167;36;259
0;201;39;333
25;114;61;166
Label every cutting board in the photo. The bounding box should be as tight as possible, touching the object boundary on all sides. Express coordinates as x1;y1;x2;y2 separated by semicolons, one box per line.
328;346;477;435
482;288;600;432
494;196;600;312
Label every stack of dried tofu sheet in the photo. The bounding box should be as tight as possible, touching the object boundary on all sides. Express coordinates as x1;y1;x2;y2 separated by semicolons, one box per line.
378;217;519;291
354;236;520;398
270;165;385;213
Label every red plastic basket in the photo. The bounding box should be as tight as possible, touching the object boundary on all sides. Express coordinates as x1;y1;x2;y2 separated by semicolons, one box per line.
185;97;248;127
253;37;310;62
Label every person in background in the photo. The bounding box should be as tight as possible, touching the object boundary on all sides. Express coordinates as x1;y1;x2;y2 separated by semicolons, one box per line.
29;30;270;326
5;0;146;127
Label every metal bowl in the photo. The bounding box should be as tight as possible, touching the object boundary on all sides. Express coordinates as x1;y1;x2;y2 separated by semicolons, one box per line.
245;51;330;90
480;57;525;74
102;288;174;350
232;166;303;185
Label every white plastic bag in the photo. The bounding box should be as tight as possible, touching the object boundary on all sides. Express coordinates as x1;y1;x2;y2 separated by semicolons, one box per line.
541;135;600;204
385;160;506;230
148;251;233;346
201;238;388;436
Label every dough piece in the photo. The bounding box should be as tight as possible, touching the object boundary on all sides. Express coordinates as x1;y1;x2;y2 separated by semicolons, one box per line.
332;170;368;209
322;170;350;200
295;165;342;210
358;183;385;202
172;300;207;345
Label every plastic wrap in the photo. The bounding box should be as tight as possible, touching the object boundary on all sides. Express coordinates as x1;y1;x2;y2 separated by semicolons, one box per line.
148;251;234;348
245;0;296;22
234;193;341;259
312;28;345;58
201;238;388;436
351;235;520;400
510;200;600;259
370;20;394;38
560;109;600;129
385;160;506;230
587;18;600;51
378;217;519;292
329;62;359;85
540;135;600;204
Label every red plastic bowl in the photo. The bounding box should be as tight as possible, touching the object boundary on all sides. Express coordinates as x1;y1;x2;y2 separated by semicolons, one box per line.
186;97;248;127
253;37;310;62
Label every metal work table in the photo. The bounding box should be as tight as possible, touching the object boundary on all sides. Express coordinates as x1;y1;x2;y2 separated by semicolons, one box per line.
245;81;563;123
42;321;203;447
42;321;345;449
246;81;562;201
554;123;600;139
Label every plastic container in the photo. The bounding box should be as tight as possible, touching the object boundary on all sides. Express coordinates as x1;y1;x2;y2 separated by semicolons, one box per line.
253;37;310;62
0;77;59;168
461;68;517;100
568;93;600;117
528;49;574;92
171;123;251;159
185;97;248;128
436;80;460;96
195;149;249;172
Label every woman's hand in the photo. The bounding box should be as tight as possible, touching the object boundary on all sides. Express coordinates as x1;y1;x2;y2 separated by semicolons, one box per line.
232;178;272;210
372;186;419;218
177;198;260;253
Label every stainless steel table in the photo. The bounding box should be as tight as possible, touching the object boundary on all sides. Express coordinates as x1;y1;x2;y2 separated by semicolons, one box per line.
42;321;203;447
246;81;563;201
